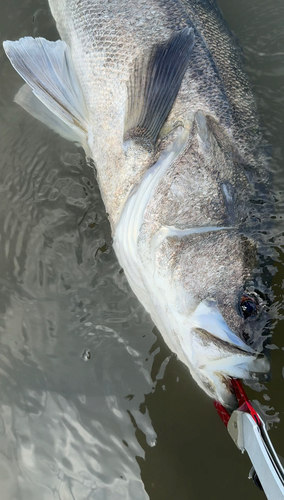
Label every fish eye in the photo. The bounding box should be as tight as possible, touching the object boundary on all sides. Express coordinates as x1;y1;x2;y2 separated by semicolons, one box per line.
240;293;259;320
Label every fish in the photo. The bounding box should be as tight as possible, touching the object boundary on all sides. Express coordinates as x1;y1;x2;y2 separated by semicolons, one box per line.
3;0;270;408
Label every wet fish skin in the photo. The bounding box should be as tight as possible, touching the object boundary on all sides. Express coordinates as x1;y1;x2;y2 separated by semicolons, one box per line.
48;0;266;228
3;0;270;406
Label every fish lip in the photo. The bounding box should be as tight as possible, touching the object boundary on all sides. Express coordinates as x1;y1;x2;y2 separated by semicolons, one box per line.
191;326;256;357
189;298;255;352
191;325;268;368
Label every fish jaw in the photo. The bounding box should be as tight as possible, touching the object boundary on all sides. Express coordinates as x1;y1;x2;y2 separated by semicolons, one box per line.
140;292;270;407
178;304;270;407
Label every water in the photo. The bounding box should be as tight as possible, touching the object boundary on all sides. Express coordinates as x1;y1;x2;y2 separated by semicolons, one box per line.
0;1;283;498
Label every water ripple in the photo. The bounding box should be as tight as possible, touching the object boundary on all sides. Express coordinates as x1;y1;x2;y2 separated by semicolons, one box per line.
1;1;284;499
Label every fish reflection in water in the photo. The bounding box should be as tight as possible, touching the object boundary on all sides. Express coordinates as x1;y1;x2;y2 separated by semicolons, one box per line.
0;0;280;497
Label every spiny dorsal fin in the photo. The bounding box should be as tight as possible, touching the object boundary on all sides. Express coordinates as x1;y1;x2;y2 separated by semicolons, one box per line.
124;27;195;147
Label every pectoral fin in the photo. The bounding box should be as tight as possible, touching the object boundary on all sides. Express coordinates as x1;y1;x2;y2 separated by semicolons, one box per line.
3;37;90;144
124;27;195;147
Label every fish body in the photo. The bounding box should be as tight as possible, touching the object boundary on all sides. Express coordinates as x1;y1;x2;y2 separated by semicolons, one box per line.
48;0;262;228
3;0;270;406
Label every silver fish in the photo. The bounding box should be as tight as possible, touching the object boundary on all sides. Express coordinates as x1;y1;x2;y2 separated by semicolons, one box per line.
3;0;270;407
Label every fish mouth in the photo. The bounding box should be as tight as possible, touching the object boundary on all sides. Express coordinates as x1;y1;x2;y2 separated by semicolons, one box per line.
188;299;256;351
179;299;270;407
189;327;269;407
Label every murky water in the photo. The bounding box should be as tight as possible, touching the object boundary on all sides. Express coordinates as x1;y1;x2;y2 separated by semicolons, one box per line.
0;1;283;499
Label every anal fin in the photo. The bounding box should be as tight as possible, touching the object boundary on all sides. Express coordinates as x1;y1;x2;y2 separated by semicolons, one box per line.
3;37;90;144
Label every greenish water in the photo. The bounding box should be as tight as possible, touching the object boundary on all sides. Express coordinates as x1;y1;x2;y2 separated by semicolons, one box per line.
0;1;283;499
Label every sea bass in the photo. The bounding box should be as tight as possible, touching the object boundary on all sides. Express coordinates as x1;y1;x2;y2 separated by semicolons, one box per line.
3;0;270;407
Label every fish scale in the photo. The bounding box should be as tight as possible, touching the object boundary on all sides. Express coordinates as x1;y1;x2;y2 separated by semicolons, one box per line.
48;0;264;228
3;0;270;406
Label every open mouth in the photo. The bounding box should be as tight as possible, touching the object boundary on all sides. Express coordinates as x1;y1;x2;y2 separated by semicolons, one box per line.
178;299;270;406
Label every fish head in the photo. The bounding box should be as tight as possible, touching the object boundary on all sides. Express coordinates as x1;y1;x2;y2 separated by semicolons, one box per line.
150;225;270;408
148;112;270;408
165;227;270;408
167;230;270;409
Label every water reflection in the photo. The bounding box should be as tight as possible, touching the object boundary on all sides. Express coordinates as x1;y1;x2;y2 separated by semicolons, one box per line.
0;50;156;497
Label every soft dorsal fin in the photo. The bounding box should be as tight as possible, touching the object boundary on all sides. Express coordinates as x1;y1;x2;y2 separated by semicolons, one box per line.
3;37;90;143
124;27;195;147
